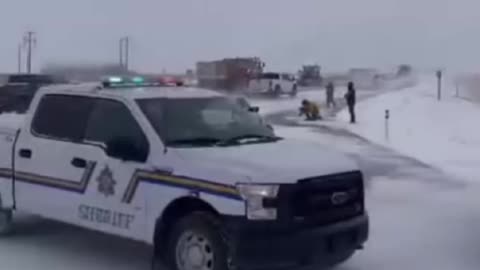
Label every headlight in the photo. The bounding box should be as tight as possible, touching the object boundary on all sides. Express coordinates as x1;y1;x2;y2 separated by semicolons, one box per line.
236;184;279;220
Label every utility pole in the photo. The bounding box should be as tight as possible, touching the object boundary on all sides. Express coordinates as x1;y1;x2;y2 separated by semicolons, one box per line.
119;38;124;68
124;37;129;71
119;36;130;71
17;44;22;73
23;31;36;74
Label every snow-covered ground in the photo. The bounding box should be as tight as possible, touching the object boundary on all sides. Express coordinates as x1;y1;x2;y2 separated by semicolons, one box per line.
282;75;480;184
256;76;480;269
455;74;480;103
334;76;480;183
274;126;480;270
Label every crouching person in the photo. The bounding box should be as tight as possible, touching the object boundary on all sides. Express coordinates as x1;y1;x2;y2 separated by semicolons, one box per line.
299;99;322;121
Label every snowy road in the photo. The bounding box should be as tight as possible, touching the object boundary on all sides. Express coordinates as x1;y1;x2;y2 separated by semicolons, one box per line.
0;214;152;270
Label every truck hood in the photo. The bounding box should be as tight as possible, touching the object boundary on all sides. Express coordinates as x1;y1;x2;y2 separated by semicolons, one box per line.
173;139;358;184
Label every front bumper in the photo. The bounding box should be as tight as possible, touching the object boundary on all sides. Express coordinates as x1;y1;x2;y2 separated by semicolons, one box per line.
223;213;369;270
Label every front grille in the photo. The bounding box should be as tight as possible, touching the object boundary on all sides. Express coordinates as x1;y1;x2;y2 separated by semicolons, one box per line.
282;171;364;225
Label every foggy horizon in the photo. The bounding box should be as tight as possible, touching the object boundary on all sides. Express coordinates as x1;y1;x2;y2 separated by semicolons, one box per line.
2;0;480;74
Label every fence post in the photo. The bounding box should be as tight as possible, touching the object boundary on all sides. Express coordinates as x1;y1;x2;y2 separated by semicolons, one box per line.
385;109;390;141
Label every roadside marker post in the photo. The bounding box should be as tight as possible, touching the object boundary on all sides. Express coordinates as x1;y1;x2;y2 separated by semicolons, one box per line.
385;109;390;142
436;70;442;101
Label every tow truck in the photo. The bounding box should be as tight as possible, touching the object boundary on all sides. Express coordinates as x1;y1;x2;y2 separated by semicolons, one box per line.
0;76;368;270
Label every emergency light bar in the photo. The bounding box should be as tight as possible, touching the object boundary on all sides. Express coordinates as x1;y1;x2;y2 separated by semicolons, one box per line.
101;76;184;88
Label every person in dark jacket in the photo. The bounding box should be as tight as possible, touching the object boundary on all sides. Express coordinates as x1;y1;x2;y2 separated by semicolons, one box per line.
345;81;356;123
326;81;336;108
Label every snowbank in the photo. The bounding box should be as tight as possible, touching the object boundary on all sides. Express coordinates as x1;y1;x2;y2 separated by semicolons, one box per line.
337;76;480;183
455;73;480;103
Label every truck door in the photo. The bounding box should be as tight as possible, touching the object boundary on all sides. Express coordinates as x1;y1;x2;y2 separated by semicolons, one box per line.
79;98;150;241
14;94;95;224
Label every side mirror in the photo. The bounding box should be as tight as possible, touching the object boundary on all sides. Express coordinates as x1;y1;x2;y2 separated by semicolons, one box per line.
248;106;260;113
106;137;147;162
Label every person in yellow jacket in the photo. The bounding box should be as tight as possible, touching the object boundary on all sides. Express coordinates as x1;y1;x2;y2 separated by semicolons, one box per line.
299;99;322;120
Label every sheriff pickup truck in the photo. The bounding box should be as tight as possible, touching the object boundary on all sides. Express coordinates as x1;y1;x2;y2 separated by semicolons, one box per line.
0;76;368;270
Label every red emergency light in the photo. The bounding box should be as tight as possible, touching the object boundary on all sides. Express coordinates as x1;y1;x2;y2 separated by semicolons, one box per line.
157;76;184;86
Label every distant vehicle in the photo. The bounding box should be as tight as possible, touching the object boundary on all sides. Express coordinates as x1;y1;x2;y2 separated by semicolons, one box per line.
348;68;379;90
0;74;60;114
196;57;263;91
298;65;323;86
248;72;298;97
157;76;183;86
0;76;368;270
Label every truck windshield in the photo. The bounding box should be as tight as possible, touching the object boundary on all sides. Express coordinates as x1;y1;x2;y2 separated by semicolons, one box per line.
137;97;275;147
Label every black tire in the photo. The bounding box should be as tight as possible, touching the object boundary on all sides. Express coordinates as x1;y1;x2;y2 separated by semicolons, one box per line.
324;250;356;269
273;84;282;96
0;209;13;236
290;84;298;97
163;212;230;270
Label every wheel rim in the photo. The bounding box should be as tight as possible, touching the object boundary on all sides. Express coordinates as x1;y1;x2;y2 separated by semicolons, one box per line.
175;230;214;270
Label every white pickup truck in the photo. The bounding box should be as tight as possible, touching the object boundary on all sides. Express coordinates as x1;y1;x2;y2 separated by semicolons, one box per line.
248;72;298;97
0;77;368;270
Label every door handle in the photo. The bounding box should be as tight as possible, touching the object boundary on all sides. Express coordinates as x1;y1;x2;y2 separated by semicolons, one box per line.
71;157;87;168
19;149;32;158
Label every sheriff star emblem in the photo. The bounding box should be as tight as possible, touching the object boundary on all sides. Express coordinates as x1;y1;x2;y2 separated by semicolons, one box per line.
96;165;116;197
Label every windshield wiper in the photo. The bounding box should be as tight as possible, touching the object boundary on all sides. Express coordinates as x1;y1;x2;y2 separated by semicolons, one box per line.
166;137;222;147
218;134;282;146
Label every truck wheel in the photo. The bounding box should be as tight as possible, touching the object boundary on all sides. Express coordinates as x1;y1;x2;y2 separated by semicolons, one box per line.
164;212;230;270
274;85;282;96
290;85;298;97
325;250;356;269
0;209;13;236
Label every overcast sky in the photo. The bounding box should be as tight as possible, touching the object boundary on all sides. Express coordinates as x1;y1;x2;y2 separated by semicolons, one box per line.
1;0;479;73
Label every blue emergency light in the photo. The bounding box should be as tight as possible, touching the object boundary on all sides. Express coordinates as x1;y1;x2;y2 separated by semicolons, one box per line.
131;76;145;83
102;76;184;88
108;76;124;83
102;76;156;88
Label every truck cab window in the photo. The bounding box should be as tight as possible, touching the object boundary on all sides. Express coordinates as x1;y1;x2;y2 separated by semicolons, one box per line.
85;99;149;159
31;94;93;142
